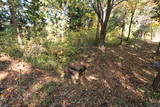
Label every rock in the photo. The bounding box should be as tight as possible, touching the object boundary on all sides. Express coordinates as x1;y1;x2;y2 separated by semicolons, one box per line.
100;102;108;107
68;63;86;73
0;88;5;94
153;61;160;70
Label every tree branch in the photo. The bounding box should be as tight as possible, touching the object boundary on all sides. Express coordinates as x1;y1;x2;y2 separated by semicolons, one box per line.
91;2;101;20
113;0;126;8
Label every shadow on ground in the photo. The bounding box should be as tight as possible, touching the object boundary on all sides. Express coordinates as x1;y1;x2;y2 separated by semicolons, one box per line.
0;40;159;107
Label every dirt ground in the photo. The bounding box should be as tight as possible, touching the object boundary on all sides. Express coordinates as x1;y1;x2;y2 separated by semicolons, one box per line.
0;40;159;107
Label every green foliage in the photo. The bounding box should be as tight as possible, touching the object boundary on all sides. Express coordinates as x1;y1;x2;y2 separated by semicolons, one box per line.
68;0;95;29
0;26;23;58
124;36;136;43
152;0;160;22
106;37;121;47
22;28;97;72
8;47;23;58
68;28;97;46
26;54;57;71
40;97;52;106
145;89;160;99
43;82;60;95
138;87;160;106
40;82;61;105
108;16;120;33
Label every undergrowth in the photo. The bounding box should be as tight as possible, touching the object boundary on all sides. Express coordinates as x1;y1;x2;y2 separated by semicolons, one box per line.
0;27;137;74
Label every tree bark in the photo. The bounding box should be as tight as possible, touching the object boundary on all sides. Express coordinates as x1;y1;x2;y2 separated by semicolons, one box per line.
8;0;22;45
92;0;126;48
98;5;112;48
127;12;134;41
151;27;153;40
96;19;101;44
156;41;160;54
143;32;147;40
127;2;137;41
99;23;107;47
152;71;160;90
8;0;17;29
120;23;125;45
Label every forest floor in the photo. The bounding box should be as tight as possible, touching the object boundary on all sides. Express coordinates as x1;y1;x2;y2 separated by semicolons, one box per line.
0;40;160;107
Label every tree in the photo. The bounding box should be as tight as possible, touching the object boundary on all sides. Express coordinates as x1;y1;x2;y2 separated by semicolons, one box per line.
126;0;138;41
153;0;160;54
8;0;23;45
68;0;95;30
152;0;160;90
113;2;128;45
8;0;17;28
90;0;126;49
119;12;126;45
0;1;9;31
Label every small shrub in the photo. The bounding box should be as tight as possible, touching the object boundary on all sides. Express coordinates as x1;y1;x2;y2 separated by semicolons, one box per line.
8;47;23;58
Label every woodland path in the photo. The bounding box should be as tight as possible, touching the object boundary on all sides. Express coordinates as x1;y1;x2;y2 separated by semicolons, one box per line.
0;40;159;107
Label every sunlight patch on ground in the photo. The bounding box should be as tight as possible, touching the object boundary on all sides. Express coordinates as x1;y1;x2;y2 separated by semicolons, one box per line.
111;70;116;73
31;82;44;92
138;57;145;62
10;61;32;75
0;72;8;80
119;56;124;60
102;79;111;89
42;76;60;83
117;62;122;68
133;72;149;83
142;69;153;76
135;44;142;48
0;53;11;61
127;52;137;56
86;75;98;81
111;50;115;53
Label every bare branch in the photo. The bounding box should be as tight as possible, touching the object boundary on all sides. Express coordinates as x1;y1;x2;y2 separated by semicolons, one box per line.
113;0;126;8
91;2;101;19
99;0;104;22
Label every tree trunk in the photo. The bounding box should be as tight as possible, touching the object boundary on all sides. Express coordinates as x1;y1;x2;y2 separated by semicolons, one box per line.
98;6;112;48
152;71;160;90
143;32;147;40
151;27;153;41
8;0;22;45
8;0;17;29
127;3;137;41
96;19;101;44
99;23;107;47
92;0;114;48
127;12;135;41
17;28;23;45
156;41;160;54
120;23;125;45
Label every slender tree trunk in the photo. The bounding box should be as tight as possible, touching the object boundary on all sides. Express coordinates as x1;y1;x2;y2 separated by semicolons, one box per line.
120;23;125;45
156;41;160;54
143;32;147;40
127;3;137;41
96;19;101;44
127;12;135;41
8;0;22;45
8;0;17;29
152;71;160;90
98;7;112;48
99;23;107;47
17;28;23;45
151;27;153;41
